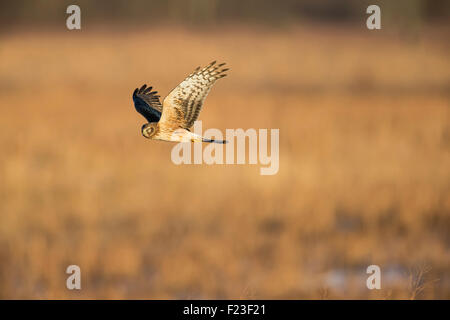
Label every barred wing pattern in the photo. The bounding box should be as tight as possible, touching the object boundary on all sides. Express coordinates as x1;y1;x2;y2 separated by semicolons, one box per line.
160;61;228;130
132;84;163;123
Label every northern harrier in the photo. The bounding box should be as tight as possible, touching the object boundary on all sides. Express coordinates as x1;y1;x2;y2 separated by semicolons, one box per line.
133;61;228;143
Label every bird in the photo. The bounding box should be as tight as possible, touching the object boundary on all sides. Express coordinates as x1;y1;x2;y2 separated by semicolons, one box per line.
132;61;229;143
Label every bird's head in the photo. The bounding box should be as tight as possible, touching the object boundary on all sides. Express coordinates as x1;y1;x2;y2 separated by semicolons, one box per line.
141;123;157;139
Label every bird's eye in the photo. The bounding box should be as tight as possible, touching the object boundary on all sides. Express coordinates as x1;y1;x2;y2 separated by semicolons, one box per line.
144;125;155;137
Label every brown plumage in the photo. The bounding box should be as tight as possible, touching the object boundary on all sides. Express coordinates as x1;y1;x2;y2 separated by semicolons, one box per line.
132;61;229;143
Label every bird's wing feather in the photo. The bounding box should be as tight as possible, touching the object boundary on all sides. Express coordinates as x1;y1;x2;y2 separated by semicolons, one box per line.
159;61;228;130
132;84;163;123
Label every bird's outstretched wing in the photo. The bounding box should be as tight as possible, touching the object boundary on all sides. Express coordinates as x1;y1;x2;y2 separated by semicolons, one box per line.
159;61;228;130
132;84;163;123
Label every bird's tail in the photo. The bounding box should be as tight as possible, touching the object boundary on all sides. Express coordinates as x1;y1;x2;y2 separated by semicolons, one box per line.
202;138;228;144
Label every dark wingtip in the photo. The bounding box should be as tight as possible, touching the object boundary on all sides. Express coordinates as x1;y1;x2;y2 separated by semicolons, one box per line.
144;86;154;94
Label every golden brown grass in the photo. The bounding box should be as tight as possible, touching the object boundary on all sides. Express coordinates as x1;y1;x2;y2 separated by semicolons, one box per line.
0;25;449;299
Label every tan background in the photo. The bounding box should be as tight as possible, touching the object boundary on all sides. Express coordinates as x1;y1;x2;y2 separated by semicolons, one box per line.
0;1;449;298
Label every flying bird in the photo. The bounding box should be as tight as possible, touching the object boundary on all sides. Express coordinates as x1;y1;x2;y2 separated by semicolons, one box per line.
132;61;229;143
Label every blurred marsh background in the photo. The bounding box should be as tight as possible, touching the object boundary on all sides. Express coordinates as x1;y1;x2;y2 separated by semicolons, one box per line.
0;0;449;299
